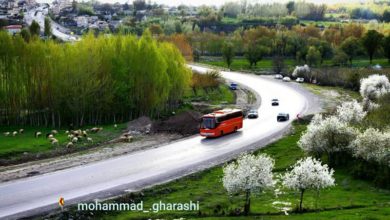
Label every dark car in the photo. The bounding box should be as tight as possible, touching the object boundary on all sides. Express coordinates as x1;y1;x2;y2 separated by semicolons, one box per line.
247;109;258;119
272;99;279;106
229;83;238;90
277;113;290;122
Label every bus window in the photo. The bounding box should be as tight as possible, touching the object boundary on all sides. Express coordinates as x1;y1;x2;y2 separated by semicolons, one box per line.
201;117;216;129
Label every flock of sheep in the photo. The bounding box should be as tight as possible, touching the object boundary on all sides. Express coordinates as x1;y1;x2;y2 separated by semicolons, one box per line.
3;124;134;148
3;127;105;148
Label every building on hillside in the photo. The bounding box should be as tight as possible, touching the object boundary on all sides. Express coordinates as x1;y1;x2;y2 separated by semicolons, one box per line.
51;0;72;15
75;15;88;28
4;24;22;34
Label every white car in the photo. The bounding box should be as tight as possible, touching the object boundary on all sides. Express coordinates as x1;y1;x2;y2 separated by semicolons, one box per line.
274;74;283;79
282;77;291;82
296;77;304;83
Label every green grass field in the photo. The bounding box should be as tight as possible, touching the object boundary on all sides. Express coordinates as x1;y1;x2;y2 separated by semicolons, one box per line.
200;57;390;72
0;123;127;163
59;121;389;220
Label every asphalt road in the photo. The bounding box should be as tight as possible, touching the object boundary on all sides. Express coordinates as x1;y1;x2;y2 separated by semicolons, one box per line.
24;6;78;42
0;65;321;219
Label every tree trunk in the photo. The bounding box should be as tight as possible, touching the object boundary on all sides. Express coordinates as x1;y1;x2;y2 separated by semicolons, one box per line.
244;189;251;216
299;189;305;212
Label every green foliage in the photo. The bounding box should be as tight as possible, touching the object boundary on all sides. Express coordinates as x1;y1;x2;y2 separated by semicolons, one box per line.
364;93;390;130
29;20;40;36
362;30;384;64
306;46;321;67
340;37;363;65
383;35;390;63
0;31;191;127
44;17;52;37
222;41;235;68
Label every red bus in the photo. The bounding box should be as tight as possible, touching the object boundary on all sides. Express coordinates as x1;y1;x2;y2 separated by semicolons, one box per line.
200;109;243;138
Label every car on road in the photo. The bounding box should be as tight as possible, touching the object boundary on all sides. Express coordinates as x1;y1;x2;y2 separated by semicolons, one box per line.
229;83;238;90
277;113;290;122
272;99;279;106
274;74;283;79
296;77;304;83
247;109;258;119
282;77;291;82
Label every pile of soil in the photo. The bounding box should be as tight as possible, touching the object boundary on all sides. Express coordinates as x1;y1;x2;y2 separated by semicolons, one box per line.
126;116;153;135
152;111;202;135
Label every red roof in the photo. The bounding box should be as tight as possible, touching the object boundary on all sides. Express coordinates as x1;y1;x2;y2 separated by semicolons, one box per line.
4;25;22;30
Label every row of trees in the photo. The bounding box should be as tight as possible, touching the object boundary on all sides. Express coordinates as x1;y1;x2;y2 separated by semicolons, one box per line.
298;74;390;188
0;30;191;127
185;24;390;68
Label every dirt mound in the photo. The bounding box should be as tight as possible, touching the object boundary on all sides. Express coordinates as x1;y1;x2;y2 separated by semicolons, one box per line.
127;116;153;135
152;111;202;135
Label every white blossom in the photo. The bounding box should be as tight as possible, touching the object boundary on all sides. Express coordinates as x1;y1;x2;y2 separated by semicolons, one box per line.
335;100;366;124
282;157;335;191
292;65;310;78
298;115;358;154
349;128;390;166
222;153;275;194
362;98;380;112
282;157;335;211
360;74;390;101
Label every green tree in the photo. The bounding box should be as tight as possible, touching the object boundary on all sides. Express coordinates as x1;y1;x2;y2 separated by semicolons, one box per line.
44;17;52;37
222;41;235;68
286;1;295;15
384;35;390;63
382;10;390;22
306;46;321;67
332;49;349;66
29;20;40;36
20;29;31;42
362;30;384;64
340;37;362;65
244;43;269;67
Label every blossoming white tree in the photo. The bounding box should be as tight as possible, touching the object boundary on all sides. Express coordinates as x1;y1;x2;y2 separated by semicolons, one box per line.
298;115;358;160
282;157;335;212
292;65;311;78
222;153;274;215
335;100;367;124
360;74;390;101
349;128;390;166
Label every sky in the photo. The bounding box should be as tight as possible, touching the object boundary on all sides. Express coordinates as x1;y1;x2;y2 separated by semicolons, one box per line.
36;0;367;7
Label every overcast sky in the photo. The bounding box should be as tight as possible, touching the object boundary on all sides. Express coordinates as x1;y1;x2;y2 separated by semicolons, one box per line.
37;0;366;6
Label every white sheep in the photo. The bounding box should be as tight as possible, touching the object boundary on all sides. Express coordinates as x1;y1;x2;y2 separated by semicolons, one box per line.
72;137;78;143
19;129;24;134
66;142;74;148
47;134;54;139
35;131;42;138
87;137;93;142
12;131;18;136
51;130;58;135
50;138;59;146
119;134;133;143
3;132;10;136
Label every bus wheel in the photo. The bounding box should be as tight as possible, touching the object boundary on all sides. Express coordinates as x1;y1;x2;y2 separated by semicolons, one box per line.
220;131;224;136
234;126;238;132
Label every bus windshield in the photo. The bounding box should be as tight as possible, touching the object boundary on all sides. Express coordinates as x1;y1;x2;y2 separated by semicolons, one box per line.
201;117;216;129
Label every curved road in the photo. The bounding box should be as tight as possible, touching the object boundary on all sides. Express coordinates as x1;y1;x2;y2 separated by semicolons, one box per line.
0;65;320;219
